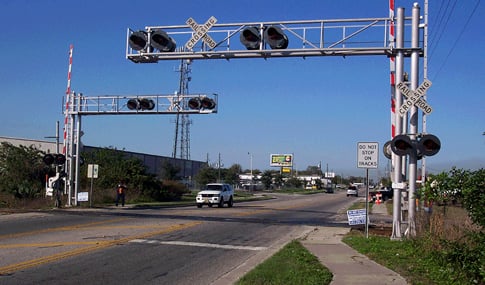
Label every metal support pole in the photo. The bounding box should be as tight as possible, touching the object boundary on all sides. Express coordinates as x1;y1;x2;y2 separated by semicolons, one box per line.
406;3;420;238
67;93;75;207
74;115;81;206
389;0;396;185
421;0;429;183
55;121;60;174
365;168;369;239
391;7;405;240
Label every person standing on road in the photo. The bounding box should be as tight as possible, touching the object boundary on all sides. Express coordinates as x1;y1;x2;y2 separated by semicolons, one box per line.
115;181;127;207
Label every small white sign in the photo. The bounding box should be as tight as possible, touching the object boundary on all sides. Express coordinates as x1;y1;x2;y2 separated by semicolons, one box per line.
347;209;367;225
78;192;89;202
392;182;407;189
357;142;379;169
87;164;99;179
325;172;335;178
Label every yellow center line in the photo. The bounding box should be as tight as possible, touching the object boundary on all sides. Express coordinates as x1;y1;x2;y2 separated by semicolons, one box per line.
0;217;129;241
0;241;103;249
0;221;202;275
233;202;308;217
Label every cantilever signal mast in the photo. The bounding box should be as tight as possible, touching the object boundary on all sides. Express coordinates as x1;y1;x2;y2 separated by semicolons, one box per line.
172;59;193;159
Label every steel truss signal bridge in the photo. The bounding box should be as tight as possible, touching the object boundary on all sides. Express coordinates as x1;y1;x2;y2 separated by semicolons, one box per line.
124;8;432;242
63;92;217;207
70;93;218;115
126;17;418;63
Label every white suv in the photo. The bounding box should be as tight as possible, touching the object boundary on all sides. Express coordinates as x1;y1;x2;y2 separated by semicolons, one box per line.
196;183;234;208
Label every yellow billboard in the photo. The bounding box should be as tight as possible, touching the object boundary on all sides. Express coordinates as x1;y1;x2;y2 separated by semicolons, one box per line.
270;154;293;167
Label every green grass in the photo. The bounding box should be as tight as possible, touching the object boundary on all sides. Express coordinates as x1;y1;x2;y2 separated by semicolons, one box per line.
342;231;478;285
236;240;333;285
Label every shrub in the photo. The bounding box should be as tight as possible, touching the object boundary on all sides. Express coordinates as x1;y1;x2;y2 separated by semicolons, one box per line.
146;180;188;202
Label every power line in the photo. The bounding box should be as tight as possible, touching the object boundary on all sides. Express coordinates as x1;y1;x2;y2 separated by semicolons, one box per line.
431;0;481;81
428;0;452;48
428;0;458;64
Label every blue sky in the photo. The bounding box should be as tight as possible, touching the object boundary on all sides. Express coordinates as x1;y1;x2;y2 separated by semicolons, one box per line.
0;0;483;178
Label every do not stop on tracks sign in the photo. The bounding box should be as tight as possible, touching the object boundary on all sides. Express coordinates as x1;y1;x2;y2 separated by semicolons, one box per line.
357;142;379;169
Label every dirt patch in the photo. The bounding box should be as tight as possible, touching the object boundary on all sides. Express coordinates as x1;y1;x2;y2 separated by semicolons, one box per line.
350;224;393;237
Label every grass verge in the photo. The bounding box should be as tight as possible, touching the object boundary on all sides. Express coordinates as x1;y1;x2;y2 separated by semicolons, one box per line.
343;228;480;285
236;240;333;285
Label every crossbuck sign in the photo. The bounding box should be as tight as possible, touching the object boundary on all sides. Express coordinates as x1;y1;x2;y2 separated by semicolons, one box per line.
185;16;218;50
397;79;433;116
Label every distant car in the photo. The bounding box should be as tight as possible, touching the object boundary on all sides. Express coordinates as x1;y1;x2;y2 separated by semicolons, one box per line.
346;186;359;197
196;183;234;208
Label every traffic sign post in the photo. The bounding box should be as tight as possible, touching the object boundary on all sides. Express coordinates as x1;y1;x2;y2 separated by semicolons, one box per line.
397;79;433;116
357;142;379;238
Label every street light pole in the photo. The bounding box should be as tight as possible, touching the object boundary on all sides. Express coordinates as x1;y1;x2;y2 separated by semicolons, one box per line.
248;152;253;190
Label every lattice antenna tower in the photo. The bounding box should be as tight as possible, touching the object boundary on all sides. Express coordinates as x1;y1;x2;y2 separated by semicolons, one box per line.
172;59;193;159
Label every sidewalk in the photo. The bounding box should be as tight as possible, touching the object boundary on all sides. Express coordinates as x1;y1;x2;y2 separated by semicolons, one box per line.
300;203;408;285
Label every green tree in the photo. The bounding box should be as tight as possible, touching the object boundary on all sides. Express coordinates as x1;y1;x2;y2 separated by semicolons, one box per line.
0;142;47;199
261;170;273;189
420;171;458;206
421;167;485;227
160;162;181;181
194;166;218;187
456;168;484;227
273;173;284;189
224;164;241;186
80;147;157;196
286;177;302;188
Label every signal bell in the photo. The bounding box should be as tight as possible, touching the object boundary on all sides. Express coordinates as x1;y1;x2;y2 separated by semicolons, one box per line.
383;141;392;160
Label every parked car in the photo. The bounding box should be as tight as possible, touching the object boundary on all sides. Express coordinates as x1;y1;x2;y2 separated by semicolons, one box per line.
196;183;234;208
346;185;359;197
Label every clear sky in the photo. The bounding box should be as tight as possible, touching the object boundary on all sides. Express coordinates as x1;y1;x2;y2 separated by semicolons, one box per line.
0;0;483;178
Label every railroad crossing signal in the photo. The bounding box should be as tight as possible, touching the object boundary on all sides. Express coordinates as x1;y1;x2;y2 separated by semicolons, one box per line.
389;134;441;158
43;153;66;166
397;79;433;116
185;16;218;50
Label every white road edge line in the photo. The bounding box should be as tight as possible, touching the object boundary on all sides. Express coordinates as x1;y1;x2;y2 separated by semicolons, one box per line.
130;239;267;251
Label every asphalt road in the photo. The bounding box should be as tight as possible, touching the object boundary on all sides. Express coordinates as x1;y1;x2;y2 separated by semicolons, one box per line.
0;191;356;285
